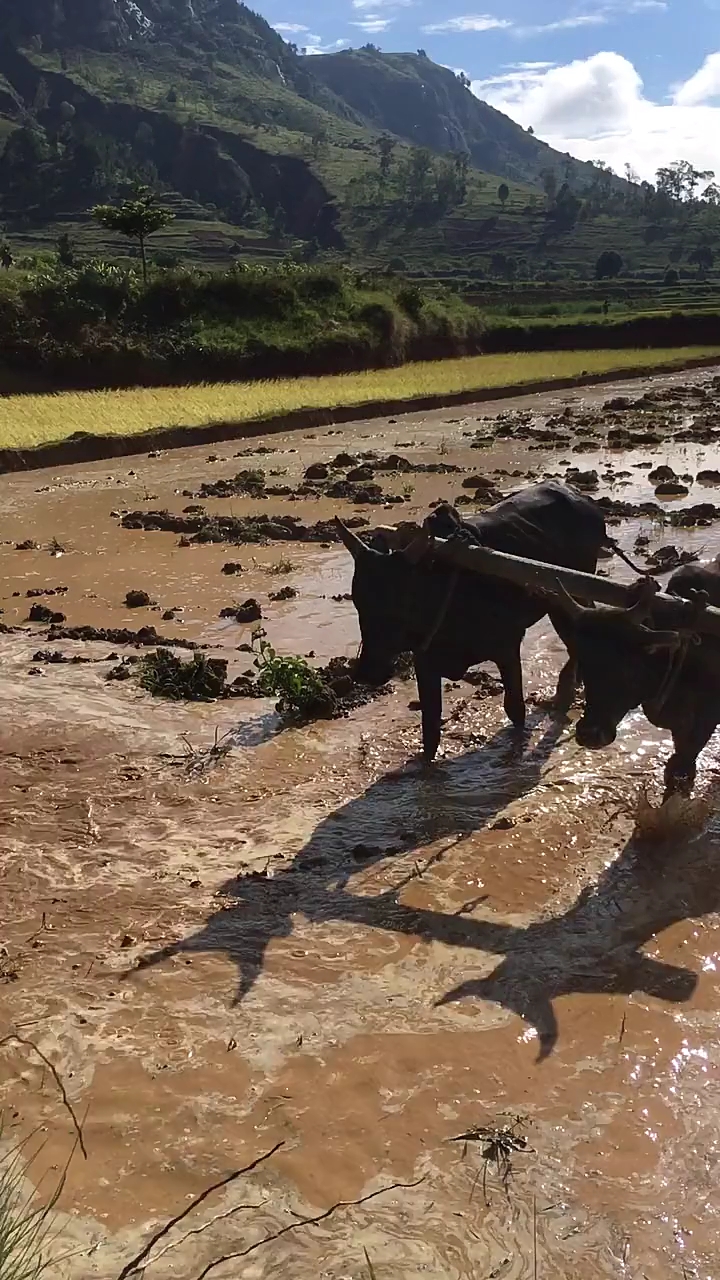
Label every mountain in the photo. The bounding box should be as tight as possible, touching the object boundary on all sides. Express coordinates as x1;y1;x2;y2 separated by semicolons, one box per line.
309;49;604;191
0;2;707;281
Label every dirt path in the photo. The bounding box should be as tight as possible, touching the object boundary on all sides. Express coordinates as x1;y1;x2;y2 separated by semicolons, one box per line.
1;367;720;1279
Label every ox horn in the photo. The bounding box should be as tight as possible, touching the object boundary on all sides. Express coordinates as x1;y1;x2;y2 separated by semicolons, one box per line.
334;517;372;560
550;577;592;621
403;527;433;565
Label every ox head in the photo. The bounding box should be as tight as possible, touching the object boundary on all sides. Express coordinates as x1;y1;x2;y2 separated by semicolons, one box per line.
335;517;430;686
550;580;681;749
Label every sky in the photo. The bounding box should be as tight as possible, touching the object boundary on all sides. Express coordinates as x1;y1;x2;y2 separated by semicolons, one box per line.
263;0;720;182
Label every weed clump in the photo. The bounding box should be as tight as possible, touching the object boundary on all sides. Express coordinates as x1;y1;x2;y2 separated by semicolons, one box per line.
138;648;229;701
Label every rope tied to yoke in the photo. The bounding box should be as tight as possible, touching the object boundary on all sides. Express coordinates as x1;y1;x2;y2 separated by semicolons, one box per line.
644;586;708;718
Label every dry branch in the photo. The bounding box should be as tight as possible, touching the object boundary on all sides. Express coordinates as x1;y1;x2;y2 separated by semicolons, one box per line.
190;1175;426;1280
115;1141;284;1280
0;1034;87;1159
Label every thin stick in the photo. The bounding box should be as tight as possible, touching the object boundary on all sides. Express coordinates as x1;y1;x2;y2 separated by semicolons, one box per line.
363;1245;378;1280
0;1034;87;1159
115;1141;284;1280
145;1199;270;1268
190;1176;426;1280
533;1194;538;1280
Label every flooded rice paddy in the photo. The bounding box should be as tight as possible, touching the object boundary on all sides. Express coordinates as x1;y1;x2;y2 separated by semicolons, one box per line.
2;367;720;1278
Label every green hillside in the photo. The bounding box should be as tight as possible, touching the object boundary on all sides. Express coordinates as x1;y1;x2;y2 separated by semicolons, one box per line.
0;0;718;286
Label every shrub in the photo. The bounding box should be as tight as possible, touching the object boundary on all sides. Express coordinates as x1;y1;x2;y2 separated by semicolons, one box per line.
252;629;335;718
595;250;623;280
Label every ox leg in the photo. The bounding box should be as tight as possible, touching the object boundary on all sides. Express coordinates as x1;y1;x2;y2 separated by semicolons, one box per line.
547;606;580;716
498;649;526;730
415;654;443;763
663;718;716;802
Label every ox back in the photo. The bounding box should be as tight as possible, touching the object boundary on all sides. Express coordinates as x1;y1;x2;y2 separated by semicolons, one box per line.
347;481;608;762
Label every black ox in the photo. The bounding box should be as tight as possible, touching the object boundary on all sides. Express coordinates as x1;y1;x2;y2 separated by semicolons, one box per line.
337;481;613;761
551;556;720;800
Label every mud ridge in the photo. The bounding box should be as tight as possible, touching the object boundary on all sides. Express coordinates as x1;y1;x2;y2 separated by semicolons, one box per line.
119;510;369;545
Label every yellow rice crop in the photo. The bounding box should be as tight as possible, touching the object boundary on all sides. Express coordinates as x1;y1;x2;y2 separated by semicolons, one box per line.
1;347;719;450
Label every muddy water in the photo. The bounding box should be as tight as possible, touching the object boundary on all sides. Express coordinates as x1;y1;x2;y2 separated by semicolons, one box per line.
1;367;720;1279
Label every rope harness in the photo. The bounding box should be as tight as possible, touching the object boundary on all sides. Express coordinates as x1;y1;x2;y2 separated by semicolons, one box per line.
415;568;460;654
645;633;694;718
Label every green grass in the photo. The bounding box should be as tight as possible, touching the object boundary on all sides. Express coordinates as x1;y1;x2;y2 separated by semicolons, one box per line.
1;347;718;450
0;1139;64;1280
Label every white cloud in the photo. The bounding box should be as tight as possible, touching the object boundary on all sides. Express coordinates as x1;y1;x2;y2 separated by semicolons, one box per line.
421;1;665;37
351;15;394;32
422;13;511;33
473;51;720;181
272;22;310;34
674;52;720;106
516;0;667;35
518;13;609;34
304;38;350;54
272;24;349;53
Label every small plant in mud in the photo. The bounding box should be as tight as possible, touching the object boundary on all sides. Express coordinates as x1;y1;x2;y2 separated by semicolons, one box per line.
138;648;229;701
252;629;336;718
450;1115;530;1206
266;558;297;576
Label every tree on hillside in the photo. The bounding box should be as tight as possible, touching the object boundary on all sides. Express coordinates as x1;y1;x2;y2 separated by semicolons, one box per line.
657;161;715;202
0;243;12;270
595;249;623;280
310;130;327;159
540;169;557;203
405;147;433;201
91;187;174;283
689;244;714;275
376;133;395;182
497;182;509;208
56;231;75;267
550;182;582;231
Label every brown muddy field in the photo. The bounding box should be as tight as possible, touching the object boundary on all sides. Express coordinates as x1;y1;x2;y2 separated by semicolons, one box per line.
2;367;720;1280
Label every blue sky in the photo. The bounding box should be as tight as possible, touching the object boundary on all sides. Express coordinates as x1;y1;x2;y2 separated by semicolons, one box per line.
264;1;720;180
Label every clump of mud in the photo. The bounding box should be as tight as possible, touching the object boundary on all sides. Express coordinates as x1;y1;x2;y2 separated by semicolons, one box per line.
120;510;368;545
47;623;199;650
596;496;720;527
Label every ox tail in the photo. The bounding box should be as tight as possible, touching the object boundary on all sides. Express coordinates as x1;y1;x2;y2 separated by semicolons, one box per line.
603;536;650;578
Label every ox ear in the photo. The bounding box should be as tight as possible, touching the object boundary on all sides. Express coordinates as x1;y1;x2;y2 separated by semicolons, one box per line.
334;517;375;561
623;576;660;623
637;625;681;653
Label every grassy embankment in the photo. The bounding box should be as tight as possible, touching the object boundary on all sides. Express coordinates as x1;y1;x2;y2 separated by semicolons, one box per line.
2;258;720;398
2;347;719;451
0;262;485;391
